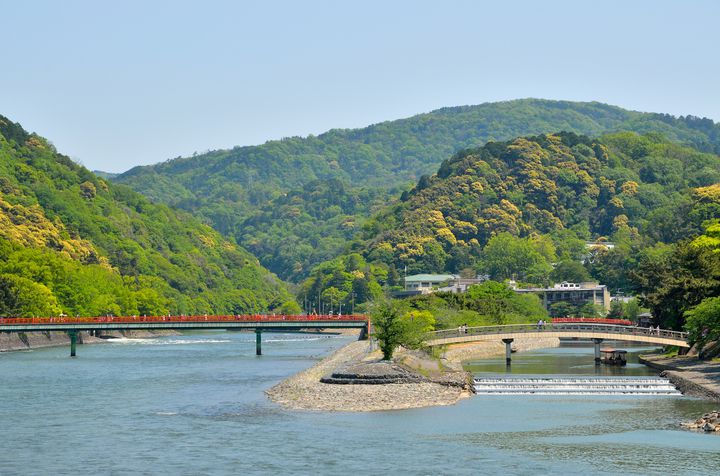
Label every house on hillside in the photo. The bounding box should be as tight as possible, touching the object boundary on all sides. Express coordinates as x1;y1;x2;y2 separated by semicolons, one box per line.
392;274;488;297
403;274;458;294
512;281;611;313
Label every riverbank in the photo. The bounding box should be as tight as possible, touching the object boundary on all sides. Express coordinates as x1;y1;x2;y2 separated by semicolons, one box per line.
266;340;473;412
0;329;182;352
266;336;562;412
639;354;720;402
441;336;561;362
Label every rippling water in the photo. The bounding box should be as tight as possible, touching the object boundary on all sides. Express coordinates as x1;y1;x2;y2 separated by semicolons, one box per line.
0;332;716;475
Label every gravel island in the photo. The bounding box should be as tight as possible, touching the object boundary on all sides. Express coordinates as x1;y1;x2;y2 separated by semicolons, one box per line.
266;340;473;412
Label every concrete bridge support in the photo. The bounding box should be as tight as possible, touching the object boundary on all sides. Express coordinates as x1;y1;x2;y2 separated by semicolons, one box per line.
502;338;514;364
593;338;604;365
69;330;78;357
256;329;262;356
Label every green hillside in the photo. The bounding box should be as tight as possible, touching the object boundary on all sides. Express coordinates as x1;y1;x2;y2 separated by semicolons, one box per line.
358;131;720;272
298;132;720;315
115;99;720;281
0;115;294;317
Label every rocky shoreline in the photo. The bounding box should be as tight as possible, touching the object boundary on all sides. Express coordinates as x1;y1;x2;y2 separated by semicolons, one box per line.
266;340;474;412
639;354;720;402
266;336;561;412
681;410;720;433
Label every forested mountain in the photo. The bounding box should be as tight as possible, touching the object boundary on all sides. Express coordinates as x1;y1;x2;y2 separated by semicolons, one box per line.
298;132;720;318
115;99;720;281
0;115;294;317
355;131;720;272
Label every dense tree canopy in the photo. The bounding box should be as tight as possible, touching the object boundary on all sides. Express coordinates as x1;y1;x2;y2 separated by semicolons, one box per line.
114;100;720;281
354;132;719;284
0;115;293;317
633;223;720;330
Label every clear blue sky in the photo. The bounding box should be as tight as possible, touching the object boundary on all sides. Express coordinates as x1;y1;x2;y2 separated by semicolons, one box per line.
2;0;719;172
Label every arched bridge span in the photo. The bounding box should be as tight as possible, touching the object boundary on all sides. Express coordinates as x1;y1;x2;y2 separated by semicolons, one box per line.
425;323;689;364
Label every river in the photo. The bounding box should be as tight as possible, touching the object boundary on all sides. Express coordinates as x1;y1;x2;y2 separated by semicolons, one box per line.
0;332;716;475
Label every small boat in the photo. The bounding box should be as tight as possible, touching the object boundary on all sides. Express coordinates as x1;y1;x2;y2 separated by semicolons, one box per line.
600;348;627;366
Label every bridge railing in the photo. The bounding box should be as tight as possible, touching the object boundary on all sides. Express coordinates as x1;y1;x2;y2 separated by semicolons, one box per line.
426;322;688;342
0;314;368;326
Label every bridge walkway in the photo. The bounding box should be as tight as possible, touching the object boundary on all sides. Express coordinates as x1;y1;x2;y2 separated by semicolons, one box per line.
0;314;369;357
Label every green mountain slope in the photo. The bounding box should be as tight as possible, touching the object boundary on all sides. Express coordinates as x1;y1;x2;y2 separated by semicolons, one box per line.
0;115;294;317
357;131;720;274
297;132;720;311
115;99;720;281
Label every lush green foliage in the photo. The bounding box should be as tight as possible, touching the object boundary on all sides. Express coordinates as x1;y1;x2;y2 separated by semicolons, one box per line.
0;115;293;317
634;223;720;331
406;281;547;329
356;132;720;285
370;299;437;360
296;253;387;314
685;297;720;346
370;300;407;360
115;100;720;281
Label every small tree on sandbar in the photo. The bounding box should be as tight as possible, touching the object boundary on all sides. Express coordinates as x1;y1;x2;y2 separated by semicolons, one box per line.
370;299;406;360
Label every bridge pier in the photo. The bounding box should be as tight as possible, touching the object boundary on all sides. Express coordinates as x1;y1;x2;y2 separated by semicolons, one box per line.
256;329;262;356
502;338;514;364
593;338;603;365
69;331;78;357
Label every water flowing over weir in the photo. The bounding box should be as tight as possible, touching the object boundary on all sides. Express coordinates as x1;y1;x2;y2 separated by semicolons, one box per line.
473;376;681;395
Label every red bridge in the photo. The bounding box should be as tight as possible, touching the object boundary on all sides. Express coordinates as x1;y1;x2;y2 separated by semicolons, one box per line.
0;314;369;357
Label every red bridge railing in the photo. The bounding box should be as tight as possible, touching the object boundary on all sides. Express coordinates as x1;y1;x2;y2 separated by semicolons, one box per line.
552;317;633;326
0;314;368;325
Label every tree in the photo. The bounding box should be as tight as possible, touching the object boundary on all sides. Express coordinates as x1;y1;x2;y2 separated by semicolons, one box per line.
551;260;591;283
464;280;547;324
633;224;720;329
579;302;606;318
625;298;640;322
0;274;61;317
400;310;436;349
370;299;407;360
550;301;574;318
481;233;552;284
684;296;720;347
608;300;625;319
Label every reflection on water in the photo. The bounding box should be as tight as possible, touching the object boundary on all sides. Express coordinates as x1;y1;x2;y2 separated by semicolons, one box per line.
0;333;716;475
465;341;662;376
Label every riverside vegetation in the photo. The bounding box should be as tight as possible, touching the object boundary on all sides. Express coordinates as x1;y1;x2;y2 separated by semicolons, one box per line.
2;101;720;353
0;115;295;318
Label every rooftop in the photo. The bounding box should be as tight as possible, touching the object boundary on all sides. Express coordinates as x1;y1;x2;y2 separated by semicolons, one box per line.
404;274;457;282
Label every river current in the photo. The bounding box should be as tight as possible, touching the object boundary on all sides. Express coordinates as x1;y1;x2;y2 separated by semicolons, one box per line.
0;332;717;475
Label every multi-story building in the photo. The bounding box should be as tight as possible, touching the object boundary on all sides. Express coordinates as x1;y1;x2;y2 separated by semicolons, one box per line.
512;281;611;312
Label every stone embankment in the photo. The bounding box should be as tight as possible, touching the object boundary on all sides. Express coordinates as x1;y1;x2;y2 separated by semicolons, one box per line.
0;329;180;352
266;340;474;412
441;336;560;362
639;354;720;402
681;410;720;433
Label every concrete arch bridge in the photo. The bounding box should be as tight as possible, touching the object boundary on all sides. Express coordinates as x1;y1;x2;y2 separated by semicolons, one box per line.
425;323;689;364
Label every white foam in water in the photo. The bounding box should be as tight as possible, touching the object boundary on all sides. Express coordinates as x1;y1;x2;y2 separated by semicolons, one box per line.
108;338;231;345
264;335;343;342
473;376;682;395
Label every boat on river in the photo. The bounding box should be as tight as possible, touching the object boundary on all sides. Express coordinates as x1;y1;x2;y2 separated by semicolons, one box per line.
600;348;627;366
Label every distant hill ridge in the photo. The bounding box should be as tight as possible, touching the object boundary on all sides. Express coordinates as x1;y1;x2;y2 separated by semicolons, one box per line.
112;99;720;281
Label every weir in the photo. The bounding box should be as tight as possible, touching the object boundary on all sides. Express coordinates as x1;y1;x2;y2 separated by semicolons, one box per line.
473;376;681;395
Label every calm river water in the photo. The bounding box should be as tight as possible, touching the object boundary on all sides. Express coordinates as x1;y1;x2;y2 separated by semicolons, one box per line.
0;332;717;475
